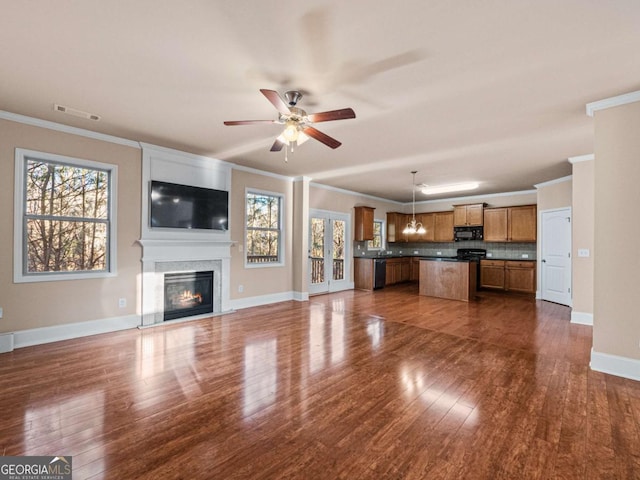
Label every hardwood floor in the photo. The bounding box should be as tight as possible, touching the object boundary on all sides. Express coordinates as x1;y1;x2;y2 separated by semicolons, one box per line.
1;284;639;479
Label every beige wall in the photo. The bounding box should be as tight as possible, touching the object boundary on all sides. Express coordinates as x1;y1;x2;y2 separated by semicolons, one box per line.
593;101;640;360
310;184;400;218
0;119;141;333
229;169;294;299
536;177;572;212
571;161;594;315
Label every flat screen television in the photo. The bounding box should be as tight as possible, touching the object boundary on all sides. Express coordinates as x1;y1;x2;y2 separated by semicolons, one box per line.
150;180;229;231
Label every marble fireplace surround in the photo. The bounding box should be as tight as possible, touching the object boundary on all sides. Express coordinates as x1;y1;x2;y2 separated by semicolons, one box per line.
138;239;232;326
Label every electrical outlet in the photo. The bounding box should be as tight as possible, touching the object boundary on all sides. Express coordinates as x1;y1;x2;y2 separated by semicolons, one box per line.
413;250;418;254
118;298;127;308
357;245;361;250
521;254;529;259
0;307;3;318
238;244;243;253
437;251;442;256
486;252;493;258
238;285;244;293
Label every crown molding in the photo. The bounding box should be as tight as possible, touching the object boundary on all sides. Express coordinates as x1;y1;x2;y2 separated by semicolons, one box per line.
309;182;403;205
568;154;594;164
0;109;141;149
534;175;572;189
586;90;640;117
231;163;295;182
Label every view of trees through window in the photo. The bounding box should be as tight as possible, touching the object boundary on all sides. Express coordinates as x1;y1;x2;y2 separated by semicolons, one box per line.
367;220;383;249
246;192;281;263
25;159;109;273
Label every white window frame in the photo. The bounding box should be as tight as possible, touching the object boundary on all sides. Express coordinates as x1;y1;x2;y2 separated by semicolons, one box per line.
367;218;386;250
244;188;285;268
13;148;118;283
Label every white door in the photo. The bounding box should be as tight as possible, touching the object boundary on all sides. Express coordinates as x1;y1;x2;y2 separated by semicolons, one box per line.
540;208;572;306
309;210;350;294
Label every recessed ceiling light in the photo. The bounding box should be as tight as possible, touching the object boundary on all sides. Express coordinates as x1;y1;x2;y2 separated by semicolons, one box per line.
420;182;479;195
54;104;101;121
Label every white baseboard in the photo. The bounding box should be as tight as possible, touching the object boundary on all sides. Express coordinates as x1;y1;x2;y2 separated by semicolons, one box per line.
590;349;640;382
230;291;300;310
13;314;140;349
571;311;594;326
293;291;309;302
535;290;541;299
0;333;15;353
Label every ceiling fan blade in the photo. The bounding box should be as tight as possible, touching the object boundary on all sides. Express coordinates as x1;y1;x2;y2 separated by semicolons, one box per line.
303;126;342;149
260;89;291;115
307;108;356;123
270;138;285;152
223;120;275;126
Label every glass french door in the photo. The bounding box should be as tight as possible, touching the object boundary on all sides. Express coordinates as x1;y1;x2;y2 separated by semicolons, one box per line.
309;210;350;294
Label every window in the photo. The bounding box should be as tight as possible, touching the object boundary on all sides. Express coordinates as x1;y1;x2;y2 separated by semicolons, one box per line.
367;219;384;250
14;149;117;282
245;191;283;265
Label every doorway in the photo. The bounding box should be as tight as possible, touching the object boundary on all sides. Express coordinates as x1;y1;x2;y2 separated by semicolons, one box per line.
309;210;350;295
540;208;572;306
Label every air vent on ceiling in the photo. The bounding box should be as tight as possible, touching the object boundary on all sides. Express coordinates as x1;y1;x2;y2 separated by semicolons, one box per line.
54;104;101;121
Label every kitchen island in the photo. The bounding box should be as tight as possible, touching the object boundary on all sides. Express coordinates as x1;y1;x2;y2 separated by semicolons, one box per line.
419;258;477;302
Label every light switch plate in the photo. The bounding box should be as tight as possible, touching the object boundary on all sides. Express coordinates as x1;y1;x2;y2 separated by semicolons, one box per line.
578;249;590;257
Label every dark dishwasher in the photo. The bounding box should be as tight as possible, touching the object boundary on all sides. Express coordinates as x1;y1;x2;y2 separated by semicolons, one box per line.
374;258;387;289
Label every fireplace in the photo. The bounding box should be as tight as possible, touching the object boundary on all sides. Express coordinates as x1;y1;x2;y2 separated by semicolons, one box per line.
163;271;214;321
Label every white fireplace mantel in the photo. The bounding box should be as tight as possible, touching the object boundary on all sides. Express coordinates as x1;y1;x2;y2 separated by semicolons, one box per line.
138;238;233;326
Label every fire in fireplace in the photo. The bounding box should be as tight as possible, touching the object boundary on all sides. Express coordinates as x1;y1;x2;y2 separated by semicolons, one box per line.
164;271;214;321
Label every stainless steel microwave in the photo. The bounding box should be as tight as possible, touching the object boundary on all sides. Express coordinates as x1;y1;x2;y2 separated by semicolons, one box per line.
454;226;483;241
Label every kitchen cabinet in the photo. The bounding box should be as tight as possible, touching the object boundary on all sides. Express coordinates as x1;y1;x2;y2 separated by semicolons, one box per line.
354;206;375;241
410;257;420;281
480;260;506;290
434;211;454;242
385;257;411;285
386;212;409;243
354;258;374;290
505;261;536;293
453;203;485;226
480;259;536;294
484;205;537;242
414;213;435;242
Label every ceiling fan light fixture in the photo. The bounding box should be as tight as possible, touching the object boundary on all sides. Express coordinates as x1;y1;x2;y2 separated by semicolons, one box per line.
420;182;479;195
283;122;299;142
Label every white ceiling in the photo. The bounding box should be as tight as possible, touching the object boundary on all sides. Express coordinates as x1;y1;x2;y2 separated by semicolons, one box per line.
1;1;639;202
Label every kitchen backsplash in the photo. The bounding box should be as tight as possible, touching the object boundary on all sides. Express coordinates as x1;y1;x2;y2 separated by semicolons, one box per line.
354;240;537;260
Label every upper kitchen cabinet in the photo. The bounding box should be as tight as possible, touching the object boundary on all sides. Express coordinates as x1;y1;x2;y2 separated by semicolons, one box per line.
434;211;454;242
386;212;409;243
453;203;485;226
414;213;435;242
484;205;537;242
354;206;375;241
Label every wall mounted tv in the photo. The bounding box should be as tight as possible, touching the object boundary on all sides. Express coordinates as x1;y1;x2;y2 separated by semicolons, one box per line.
150;180;229;231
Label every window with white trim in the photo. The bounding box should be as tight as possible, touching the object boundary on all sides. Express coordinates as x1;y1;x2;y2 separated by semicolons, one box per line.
14;149;117;282
367;219;385;250
245;190;283;265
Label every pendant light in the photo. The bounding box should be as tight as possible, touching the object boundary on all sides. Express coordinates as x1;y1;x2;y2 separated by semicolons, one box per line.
403;171;426;235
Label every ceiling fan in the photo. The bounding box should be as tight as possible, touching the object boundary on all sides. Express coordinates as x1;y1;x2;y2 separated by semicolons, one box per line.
224;89;355;151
